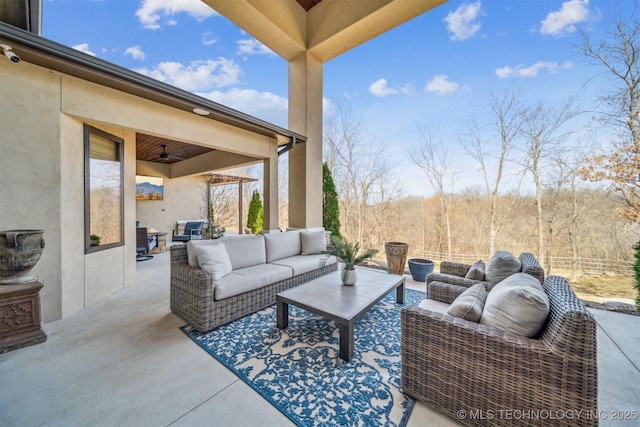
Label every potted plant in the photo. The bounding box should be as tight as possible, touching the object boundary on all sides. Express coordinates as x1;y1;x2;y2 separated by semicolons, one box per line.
408;258;434;282
326;236;378;285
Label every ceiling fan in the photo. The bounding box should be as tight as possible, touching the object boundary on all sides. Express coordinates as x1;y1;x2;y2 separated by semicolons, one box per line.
159;144;184;161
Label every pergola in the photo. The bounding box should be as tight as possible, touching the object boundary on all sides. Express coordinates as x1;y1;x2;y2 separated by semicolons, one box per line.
204;169;258;236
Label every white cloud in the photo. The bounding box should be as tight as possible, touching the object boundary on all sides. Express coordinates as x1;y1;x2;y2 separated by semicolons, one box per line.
136;0;217;30
540;0;590;37
198;88;288;126
444;1;482;41
125;45;145;60
134;58;241;92
369;78;399;97
425;75;460;94
236;38;274;56
202;31;217;46
72;43;96;56
495;61;572;78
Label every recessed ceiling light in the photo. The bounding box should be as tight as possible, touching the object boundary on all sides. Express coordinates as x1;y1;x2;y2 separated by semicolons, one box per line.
193;108;210;116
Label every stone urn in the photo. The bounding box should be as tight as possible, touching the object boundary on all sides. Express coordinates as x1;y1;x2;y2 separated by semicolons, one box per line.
0;230;45;284
385;242;409;275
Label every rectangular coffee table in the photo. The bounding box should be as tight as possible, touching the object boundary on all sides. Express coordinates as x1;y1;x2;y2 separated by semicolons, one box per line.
276;267;405;361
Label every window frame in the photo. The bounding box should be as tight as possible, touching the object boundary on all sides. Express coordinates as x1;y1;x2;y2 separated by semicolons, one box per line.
84;124;125;254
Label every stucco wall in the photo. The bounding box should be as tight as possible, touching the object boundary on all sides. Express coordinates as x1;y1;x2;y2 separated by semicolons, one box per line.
0;57;63;321
136;175;209;237
1;58;276;322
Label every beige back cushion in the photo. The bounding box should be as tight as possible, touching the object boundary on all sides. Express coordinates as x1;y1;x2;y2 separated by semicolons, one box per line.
485;251;521;283
480;272;550;338
221;235;267;270
264;230;302;262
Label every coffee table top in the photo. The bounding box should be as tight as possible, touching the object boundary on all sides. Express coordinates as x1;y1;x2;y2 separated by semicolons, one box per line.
276;267;405;323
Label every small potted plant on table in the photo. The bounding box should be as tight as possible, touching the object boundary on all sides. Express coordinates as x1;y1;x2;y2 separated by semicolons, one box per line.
326;236;378;285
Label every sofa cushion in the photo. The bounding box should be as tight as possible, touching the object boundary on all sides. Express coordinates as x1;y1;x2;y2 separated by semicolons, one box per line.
263;230;302;262
186;240;219;267
214;263;293;300
464;260;485;281
418;298;450;314
446;283;487;322
300;230;327;255
270;254;337;276
195;244;233;280
480;272;550;338
221;235;266;270
485;251;521;283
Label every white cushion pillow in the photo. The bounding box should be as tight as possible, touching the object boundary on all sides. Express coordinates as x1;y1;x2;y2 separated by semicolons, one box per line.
300;230;327;255
464;260;485;281
446;283;487;322
480;273;550;338
186;240;212;267
195;244;233;280
485;251;521;283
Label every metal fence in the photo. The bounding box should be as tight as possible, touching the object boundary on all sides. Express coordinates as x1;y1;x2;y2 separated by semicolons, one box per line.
417;252;634;276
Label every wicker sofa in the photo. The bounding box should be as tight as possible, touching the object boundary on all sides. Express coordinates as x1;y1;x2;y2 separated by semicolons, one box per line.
170;230;337;332
401;275;597;427
426;252;544;291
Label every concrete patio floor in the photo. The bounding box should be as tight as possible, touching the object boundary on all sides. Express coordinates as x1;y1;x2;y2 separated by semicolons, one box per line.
1;249;639;427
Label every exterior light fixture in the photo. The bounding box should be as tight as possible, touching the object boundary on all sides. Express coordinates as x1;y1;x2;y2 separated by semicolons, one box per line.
193;108;210;116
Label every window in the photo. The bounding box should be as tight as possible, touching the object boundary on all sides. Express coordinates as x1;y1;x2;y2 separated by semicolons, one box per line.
85;125;124;253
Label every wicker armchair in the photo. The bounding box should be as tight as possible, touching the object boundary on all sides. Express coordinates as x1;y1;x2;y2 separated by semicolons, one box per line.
401;275;597;427
426;252;544;291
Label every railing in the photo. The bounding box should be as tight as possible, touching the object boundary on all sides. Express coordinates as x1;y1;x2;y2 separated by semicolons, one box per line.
416;252;634;276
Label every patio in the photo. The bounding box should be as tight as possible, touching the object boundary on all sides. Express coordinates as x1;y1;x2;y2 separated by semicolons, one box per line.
1;249;638;427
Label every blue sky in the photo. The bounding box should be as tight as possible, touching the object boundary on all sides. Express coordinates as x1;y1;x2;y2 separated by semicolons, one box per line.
41;0;633;197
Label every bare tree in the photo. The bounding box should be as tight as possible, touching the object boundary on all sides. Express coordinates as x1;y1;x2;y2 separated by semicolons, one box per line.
520;99;577;266
579;7;640;220
462;89;527;254
410;124;455;258
323;102;398;248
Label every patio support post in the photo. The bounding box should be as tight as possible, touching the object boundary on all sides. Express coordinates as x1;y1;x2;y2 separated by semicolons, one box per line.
288;51;323;229
263;140;278;232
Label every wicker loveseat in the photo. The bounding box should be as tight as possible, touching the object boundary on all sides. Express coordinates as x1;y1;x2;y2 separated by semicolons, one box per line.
426;252;544;291
401;275;597;427
170;230;337;332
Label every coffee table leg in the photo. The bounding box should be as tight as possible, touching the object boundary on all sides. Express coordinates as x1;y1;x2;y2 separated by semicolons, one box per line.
339;322;354;361
396;281;405;304
277;300;288;329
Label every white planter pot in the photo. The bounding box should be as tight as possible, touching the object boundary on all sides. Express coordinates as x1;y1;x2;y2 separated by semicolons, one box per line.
342;268;357;285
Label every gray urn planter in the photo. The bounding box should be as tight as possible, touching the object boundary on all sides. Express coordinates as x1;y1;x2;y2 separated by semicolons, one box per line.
408;258;434;282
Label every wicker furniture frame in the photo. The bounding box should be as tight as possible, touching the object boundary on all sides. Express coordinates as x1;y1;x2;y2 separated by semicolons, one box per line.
170;244;338;332
426;252;544;291
401;275;597;427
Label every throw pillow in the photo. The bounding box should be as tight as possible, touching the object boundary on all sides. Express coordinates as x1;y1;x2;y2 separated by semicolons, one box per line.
479;272;550;338
484;251;521;283
464;260;485;281
446;283;488;322
195;244;233;280
300;230;327;255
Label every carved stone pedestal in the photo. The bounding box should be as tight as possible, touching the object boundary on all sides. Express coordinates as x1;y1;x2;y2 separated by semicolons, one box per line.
0;279;47;353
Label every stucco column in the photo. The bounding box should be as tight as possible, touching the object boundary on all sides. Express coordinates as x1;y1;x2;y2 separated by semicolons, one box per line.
263;139;279;232
288;52;323;229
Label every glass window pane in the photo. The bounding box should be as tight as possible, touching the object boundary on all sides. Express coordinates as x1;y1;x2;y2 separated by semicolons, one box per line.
85;126;123;251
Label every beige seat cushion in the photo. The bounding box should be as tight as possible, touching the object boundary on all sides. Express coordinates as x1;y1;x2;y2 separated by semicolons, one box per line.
485;251;521;283
480;272;550;338
418;298;450;314
446;283;487;322
464;260;485;280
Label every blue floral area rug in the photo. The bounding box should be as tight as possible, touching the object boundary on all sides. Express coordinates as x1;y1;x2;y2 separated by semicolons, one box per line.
180;288;425;427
